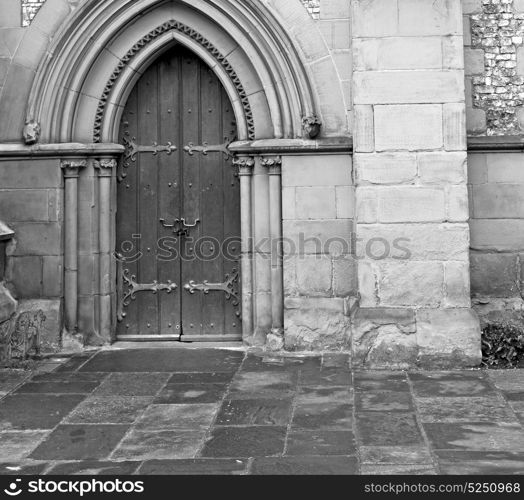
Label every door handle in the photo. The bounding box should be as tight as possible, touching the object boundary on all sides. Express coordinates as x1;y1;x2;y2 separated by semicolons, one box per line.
160;217;200;237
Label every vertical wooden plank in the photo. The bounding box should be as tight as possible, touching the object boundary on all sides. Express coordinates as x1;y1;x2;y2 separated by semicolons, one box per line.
180;48;203;338
157;50;182;336
199;62;225;336
136;61;160;335
221;85;242;338
116;85;139;337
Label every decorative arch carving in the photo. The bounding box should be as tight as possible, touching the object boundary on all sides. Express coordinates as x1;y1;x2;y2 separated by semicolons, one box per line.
27;0;330;143
93;20;255;142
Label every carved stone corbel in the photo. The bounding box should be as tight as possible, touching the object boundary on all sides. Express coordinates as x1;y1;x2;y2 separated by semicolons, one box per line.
302;115;322;139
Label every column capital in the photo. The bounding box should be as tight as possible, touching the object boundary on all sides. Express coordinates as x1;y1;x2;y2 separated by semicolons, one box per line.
61;158;87;178
260;155;282;175
232;155;255;176
94;158;118;177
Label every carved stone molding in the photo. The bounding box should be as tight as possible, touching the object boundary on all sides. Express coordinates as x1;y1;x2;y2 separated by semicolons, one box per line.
61;159;87;178
93;20;255;142
232;156;255;176
261;156;282;175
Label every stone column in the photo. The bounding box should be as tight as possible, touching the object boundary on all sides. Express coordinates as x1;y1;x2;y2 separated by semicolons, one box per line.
233;156;255;343
351;0;481;367
252;156;272;345
262;156;284;350
94;157;117;342
61;158;87;337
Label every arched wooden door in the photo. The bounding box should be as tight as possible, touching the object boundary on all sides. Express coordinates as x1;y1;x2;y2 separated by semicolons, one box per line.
116;45;241;342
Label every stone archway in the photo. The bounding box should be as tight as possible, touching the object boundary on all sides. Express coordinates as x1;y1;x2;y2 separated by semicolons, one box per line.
25;0;325;346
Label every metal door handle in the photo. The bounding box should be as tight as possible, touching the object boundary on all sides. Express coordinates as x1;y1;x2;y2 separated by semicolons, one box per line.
160;217;200;237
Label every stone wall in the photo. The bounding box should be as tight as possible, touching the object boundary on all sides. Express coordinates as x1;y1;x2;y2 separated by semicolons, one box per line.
463;0;524;135
0;158;63;351
282;154;355;350
469;151;524;326
352;0;481;368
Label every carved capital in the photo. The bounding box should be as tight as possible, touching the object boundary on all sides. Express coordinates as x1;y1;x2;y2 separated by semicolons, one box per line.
232;156;255;176
61;159;87;178
261;156;282;175
94;158;118;177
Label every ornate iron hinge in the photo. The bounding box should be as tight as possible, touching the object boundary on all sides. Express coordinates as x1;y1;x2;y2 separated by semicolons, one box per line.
116;253;178;322
184;269;240;317
119;135;178;182
183;138;231;160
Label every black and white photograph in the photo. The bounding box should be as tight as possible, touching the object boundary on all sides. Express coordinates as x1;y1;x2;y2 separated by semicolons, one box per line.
0;0;524;493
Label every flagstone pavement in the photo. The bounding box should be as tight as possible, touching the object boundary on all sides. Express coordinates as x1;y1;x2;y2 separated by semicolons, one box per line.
1;347;524;475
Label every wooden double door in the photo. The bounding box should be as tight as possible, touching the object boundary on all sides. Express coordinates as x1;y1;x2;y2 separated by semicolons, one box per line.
116;46;241;341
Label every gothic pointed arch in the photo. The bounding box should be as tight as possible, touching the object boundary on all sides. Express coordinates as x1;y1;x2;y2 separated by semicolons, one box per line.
27;0;327;143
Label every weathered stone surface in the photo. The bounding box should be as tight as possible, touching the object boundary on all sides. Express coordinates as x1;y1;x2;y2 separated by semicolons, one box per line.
470;252;519;298
375;187;447;223
424;423;524;451
0;283;17;323
486;153;524;183
286;430;356;456
374;104;443;151
378;261;444;307
335;186;354;219
443;103;467;151
360;446;433;465
295;187;336;220
472;184;524;218
201;426;287;457
354;71;464;104
282;155;352;187
418;152;467;184
416;396;516;423
356;153;417;185
354;37;443;71
111;429;205;461
356;412;424;446
415;309;482;368
354;105;374;152
470;219;524;252
15;299;62;353
352;308;418;368
398;0;462;36
295;255;332;297
284;298;350;351
357;223;470;261
444;261;471;307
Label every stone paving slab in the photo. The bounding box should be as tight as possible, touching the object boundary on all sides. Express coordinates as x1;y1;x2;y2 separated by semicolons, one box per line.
0;349;524;474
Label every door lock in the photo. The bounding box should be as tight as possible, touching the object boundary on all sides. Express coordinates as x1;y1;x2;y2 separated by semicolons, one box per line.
160;217;200;237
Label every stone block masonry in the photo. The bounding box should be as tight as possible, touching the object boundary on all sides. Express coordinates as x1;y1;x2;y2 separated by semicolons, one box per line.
352;0;481;368
468;152;524;327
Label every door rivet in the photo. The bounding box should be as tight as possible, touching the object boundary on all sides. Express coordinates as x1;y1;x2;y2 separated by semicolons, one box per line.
147;323;151;328
168;323;172;328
